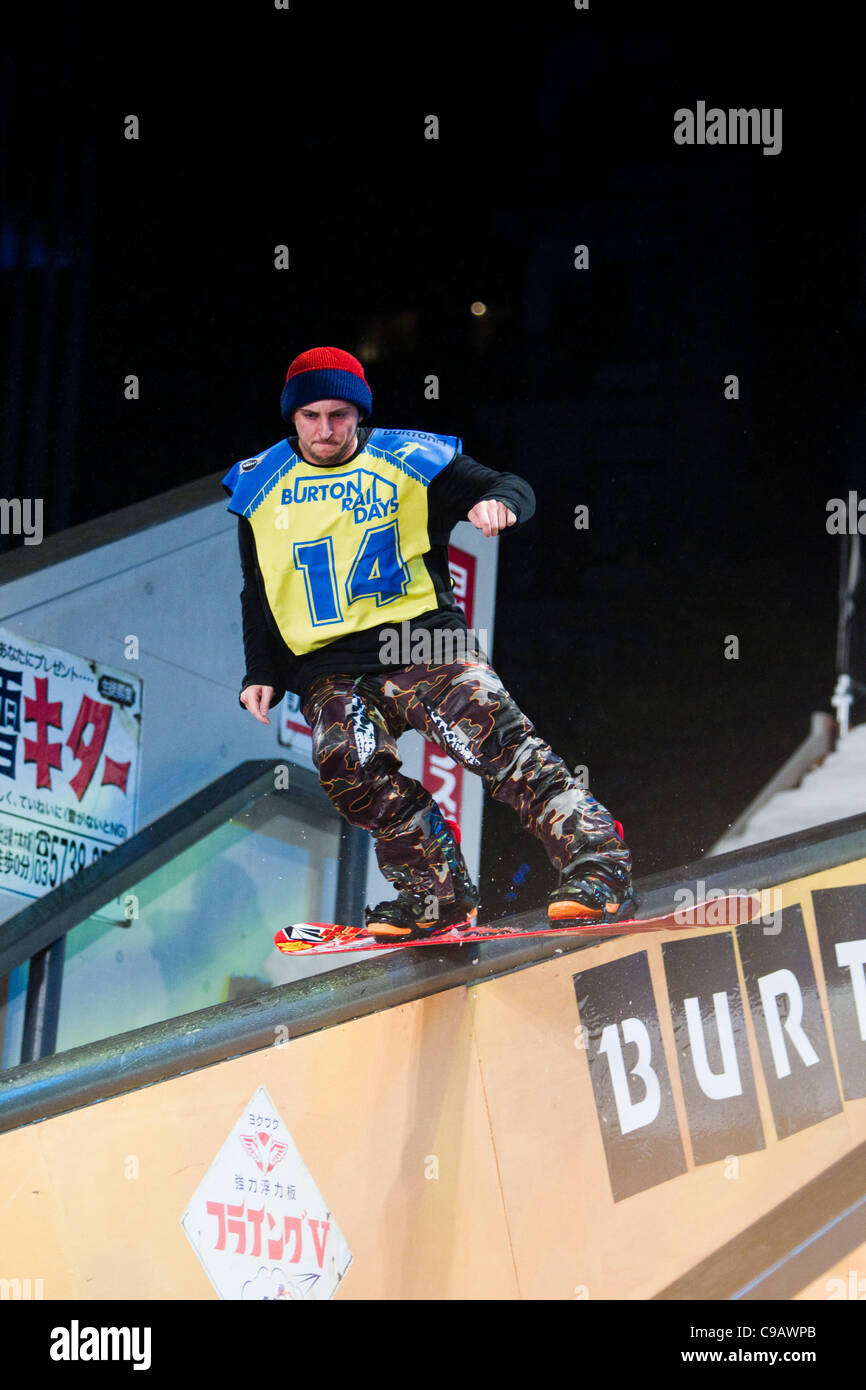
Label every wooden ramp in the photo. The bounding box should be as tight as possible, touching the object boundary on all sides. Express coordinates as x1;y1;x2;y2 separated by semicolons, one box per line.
1;824;865;1300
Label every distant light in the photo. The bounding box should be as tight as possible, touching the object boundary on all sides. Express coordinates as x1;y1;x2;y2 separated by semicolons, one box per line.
470;301;487;317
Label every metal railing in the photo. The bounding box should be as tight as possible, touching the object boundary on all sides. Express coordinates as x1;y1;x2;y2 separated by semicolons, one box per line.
2;805;866;1135
0;759;367;1065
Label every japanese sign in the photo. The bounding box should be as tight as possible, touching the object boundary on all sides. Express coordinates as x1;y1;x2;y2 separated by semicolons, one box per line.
0;627;142;902
181;1085;353;1300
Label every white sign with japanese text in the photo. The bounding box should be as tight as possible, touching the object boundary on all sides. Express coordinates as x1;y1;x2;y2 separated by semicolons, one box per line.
0;627;142;903
181;1084;353;1300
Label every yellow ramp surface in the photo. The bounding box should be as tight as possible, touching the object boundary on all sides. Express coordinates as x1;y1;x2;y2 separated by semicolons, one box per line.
1;857;864;1300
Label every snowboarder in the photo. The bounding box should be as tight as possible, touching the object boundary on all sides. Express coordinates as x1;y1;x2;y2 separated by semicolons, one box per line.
223;346;632;940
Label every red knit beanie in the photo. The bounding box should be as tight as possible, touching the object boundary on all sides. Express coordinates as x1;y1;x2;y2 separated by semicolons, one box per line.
280;347;372;424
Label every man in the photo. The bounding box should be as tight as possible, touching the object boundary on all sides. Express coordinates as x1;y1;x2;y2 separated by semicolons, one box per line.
223;346;632;940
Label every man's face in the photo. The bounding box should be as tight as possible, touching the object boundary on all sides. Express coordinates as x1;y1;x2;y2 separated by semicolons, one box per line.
293;399;360;465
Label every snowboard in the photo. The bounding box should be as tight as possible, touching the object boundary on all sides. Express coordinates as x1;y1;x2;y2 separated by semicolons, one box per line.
274;893;762;957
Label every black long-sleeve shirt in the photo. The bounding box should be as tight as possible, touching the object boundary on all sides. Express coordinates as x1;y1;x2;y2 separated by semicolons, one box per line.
235;427;535;708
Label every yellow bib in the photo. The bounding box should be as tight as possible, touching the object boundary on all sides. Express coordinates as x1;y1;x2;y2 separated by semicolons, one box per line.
223;428;461;655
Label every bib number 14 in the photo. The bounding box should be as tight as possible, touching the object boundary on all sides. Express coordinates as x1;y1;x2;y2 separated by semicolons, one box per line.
294;521;411;626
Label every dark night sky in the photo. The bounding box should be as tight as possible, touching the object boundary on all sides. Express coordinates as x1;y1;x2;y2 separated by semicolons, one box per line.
3;3;864;915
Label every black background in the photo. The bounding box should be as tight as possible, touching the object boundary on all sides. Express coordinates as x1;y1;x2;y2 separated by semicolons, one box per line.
3;2;864;917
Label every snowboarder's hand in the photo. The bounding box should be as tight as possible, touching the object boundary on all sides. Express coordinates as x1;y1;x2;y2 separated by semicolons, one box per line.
241;684;275;724
467;499;516;537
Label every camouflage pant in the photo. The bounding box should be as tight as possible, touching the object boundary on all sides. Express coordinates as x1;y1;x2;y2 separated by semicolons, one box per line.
300;658;630;904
